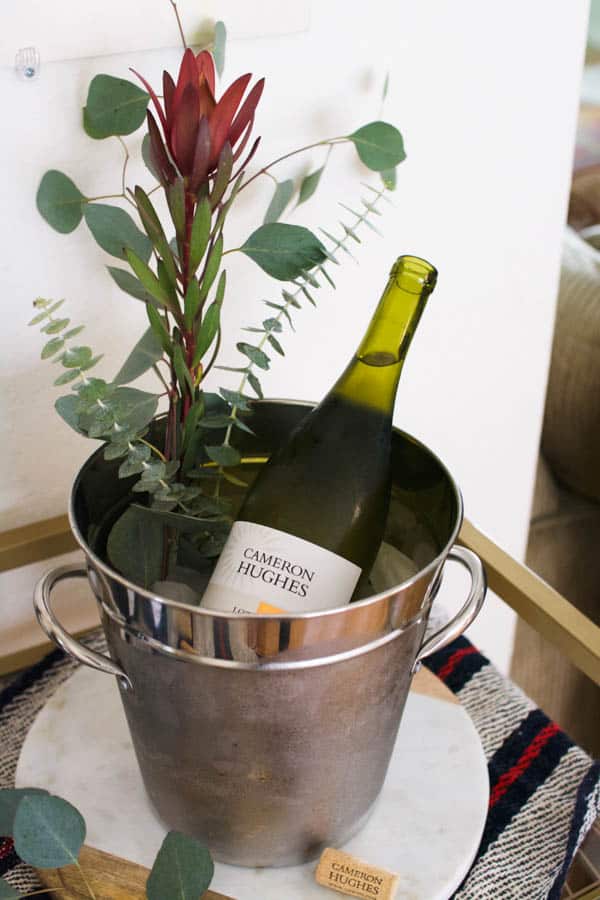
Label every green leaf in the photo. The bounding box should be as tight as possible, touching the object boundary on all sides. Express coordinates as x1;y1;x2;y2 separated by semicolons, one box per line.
83;75;149;139
237;342;270;370
241;224;327;281
41;318;69;335
132;504;222;534
380;167;397;191
247;370;263;399
182;396;205;456
188;199;211;276
107;505;163;588
184;279;201;330
112;387;159;431
267;333;285;356
213;21;227;77
348;121;406;172
0;878;18;899
263;179;294;224
166;179;186;240
219;387;253;411
107;266;156;304
193;298;221;366
210;144;233;209
54;369;81;386
134;187;179;292
265;301;295;330
125;249;172;309
114;327;163;385
382;72;390;102
13;794;85;869
147;832;214;900
263;317;283;332
41;337;65;359
119;443;151;477
84;204;152;262
0;788;49;837
146;305;172;356
36;171;85;234
63;325;85;339
205;445;241;467
55;395;85;434
297;167;324;206
60;346;93;369
173;344;194;395
142;133;160;181
198;235;223;304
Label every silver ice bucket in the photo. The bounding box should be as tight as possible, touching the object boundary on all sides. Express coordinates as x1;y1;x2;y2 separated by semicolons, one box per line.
34;400;485;867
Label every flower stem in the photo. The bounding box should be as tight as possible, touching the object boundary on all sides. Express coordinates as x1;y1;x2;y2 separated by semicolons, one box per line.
169;0;187;50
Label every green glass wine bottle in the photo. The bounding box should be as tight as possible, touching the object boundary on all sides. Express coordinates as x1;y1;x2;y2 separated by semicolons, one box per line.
202;255;438;614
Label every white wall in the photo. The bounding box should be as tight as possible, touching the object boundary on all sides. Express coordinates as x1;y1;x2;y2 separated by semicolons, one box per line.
1;1;589;673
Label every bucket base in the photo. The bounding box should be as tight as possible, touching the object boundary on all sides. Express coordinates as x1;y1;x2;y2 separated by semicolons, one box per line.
17;666;488;898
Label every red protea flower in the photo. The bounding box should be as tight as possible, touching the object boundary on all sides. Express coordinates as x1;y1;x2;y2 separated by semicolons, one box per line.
134;48;264;193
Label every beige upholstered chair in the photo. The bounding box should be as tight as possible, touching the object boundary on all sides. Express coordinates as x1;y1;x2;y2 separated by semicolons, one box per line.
511;228;600;757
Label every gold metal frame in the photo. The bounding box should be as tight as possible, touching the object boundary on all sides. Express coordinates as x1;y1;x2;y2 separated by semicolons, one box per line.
1;514;599;685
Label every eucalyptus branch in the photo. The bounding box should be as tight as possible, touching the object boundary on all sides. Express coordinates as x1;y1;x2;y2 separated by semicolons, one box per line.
239;137;348;193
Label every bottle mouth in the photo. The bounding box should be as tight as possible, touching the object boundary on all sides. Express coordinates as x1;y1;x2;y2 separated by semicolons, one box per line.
390;255;438;294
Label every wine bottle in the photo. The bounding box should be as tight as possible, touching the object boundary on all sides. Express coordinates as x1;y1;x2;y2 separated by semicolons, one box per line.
202;255;437;614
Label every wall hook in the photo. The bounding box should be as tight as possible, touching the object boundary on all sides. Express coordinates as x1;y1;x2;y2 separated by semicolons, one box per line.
15;47;40;81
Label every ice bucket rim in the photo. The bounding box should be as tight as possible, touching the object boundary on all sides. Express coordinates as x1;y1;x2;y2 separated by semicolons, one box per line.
68;398;464;622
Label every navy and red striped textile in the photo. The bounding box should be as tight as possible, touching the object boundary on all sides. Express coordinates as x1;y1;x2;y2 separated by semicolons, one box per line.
425;636;600;899
1;635;599;897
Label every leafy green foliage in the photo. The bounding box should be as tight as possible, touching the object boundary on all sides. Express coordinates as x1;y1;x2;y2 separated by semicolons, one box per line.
36;171;85;234
146;831;214;900
83;75;149;139
263;179;294;224
114;327;163;385
107;266;156;304
298;167;325;206
188;199;211;276
213;21;227;77
125;248;173;310
84;204;152;262
380;167;397;191
241;223;327;281
205;444;241;467
0;788;49;836
237;342;270;370
348;121;406;171
107;504;164;587
13;794;85;869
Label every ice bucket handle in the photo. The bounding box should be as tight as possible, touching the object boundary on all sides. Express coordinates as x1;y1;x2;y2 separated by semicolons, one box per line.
34;563;132;691
413;545;486;671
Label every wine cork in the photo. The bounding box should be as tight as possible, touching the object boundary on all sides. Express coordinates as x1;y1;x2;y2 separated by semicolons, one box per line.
315;848;399;899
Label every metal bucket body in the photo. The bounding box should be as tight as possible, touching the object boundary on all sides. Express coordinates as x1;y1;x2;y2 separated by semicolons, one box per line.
35;400;486;866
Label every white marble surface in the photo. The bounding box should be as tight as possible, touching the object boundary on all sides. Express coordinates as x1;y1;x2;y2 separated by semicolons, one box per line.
17;668;488;900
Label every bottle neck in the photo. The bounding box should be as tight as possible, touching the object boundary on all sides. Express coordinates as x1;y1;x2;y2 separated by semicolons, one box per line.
333;255;437;413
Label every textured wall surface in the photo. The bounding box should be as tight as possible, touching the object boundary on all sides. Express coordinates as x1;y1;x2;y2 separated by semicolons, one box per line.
0;0;589;672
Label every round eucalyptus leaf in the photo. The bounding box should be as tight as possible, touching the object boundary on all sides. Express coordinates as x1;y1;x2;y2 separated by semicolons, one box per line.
84;75;149;139
84;204;152;262
146;831;214;900
0;788;49;837
13;794;85;869
241;223;327;281
205;444;242;467
348;121;406;172
36;170;85;234
237;342;270;371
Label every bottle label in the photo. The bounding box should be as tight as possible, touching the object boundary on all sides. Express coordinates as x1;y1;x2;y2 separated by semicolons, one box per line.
201;521;362;614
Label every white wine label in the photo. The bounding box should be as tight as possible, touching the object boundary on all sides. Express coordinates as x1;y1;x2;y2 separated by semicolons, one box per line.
201;521;361;613
315;848;399;899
